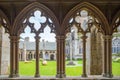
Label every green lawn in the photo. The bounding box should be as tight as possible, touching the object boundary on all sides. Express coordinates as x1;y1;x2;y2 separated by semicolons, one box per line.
19;60;82;76
19;60;120;76
112;62;120;76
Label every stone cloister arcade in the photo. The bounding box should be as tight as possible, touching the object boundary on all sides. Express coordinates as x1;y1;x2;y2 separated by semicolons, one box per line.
0;0;120;79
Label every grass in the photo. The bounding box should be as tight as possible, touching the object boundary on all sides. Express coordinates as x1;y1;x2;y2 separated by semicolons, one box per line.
19;60;82;76
19;60;120;76
112;62;120;76
66;60;82;76
19;60;56;76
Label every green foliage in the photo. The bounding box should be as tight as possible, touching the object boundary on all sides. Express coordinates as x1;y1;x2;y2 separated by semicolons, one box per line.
113;57;120;62
112;61;120;76
113;53;120;57
113;33;120;37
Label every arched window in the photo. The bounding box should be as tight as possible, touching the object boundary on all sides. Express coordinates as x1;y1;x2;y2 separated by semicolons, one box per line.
18;8;57;77
65;9;103;76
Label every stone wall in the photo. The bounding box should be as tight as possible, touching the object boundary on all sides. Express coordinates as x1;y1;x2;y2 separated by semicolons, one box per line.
86;26;103;75
0;26;2;74
0;27;10;75
90;30;103;75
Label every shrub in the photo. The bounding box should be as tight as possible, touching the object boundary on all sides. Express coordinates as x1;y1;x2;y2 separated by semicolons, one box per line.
113;57;120;62
113;53;120;57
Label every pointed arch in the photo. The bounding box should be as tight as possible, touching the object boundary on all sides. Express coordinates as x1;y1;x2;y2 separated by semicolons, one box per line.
13;2;60;35
61;2;110;35
0;9;10;33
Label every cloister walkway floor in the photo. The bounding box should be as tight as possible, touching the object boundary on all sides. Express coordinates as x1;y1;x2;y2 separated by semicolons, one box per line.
0;75;120;80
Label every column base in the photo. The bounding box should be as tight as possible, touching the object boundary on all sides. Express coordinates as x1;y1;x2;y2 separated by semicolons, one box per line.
102;73;107;77
102;73;113;78
81;74;87;77
9;73;16;78
56;73;66;78
106;73;113;78
15;73;20;77
34;73;40;77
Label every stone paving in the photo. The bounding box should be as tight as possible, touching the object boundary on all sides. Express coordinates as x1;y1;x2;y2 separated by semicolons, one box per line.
0;75;120;80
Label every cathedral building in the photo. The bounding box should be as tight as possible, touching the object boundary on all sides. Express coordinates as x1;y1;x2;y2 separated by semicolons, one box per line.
19;37;56;61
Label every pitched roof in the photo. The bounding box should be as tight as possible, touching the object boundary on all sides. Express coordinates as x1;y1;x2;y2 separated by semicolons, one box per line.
19;41;56;51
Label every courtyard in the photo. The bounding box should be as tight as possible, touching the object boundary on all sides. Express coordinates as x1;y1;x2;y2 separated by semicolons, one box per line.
19;60;120;76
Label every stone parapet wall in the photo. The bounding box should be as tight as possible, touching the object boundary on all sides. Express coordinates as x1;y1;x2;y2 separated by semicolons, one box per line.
0;27;10;75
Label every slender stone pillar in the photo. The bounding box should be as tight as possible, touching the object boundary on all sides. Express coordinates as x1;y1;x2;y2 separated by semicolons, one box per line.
32;53;34;60
56;36;60;77
15;36;20;77
9;36;16;77
81;34;87;77
34;35;40;77
56;36;66;78
102;35;107;77
23;43;27;61
103;35;113;77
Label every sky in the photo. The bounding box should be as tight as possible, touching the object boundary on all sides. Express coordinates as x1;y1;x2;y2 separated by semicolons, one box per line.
20;10;89;42
20;10;56;42
20;25;56;42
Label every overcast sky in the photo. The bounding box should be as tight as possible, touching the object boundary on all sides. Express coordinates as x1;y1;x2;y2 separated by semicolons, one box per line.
20;10;56;42
20;25;56;42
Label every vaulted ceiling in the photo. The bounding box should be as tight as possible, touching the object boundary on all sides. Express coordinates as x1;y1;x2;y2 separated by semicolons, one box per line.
0;0;120;24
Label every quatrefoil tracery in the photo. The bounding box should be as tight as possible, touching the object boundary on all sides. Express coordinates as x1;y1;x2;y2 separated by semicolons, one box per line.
22;10;56;35
67;9;102;34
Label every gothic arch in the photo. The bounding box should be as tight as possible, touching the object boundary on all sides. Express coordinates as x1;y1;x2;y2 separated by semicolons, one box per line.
13;2;60;35
0;9;10;33
61;2;110;35
111;10;120;34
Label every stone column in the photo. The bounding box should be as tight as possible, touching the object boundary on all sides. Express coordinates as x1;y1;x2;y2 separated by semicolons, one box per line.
32;52;34;60
15;36;20;77
103;35;113;77
81;34;87;77
42;51;45;60
23;43;26;61
42;40;46;60
9;36;16;77
34;35;40;77
56;36;66;78
70;38;73;62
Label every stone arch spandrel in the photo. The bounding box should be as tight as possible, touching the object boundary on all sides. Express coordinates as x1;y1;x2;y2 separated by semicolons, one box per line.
111;10;120;34
62;2;110;35
0;9;10;34
0;9;10;75
13;2;60;36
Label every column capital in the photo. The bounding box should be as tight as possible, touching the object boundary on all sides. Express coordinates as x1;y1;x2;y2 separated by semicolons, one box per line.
34;36;41;40
9;36;20;39
81;35;87;40
103;35;113;40
9;36;20;42
56;36;66;40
